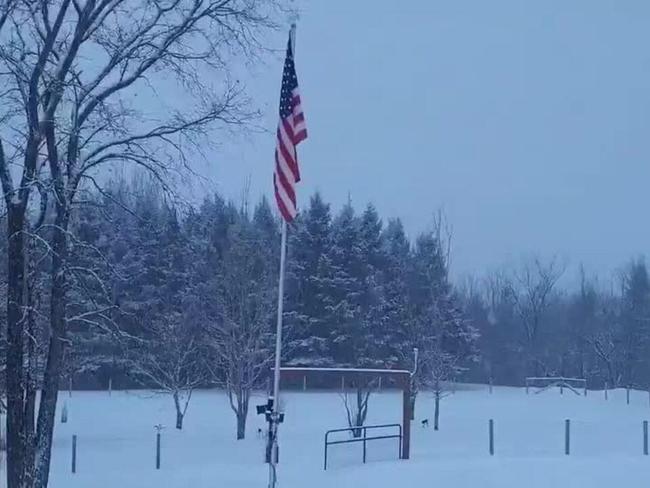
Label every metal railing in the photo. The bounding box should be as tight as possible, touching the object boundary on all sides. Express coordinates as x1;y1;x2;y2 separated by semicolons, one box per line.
323;423;402;470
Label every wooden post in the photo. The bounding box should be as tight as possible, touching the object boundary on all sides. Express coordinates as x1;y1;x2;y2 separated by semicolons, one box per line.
489;378;493;395
627;387;631;405
565;419;570;455
378;376;382;391
605;383;608;400
72;435;77;474
402;375;411;460
525;379;529;395
644;421;648;456
560;383;563;395
302;375;307;392
108;377;112;396
489;419;494;456
156;431;161;470
341;375;345;392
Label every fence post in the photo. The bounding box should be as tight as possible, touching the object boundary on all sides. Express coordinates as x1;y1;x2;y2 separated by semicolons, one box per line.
605;383;608;400
489;419;494;456
108;377;112;396
489;378;493;395
362;427;367;463
303;375;307;392
565;419;570;455
72;435;77;474
341;375;345;392
644;421;648;456
560;382;564;395
627;387;631;405
156;431;161;469
378;376;382;391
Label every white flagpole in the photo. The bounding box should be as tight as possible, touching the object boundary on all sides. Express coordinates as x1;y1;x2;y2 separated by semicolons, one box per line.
268;23;297;488
269;219;286;479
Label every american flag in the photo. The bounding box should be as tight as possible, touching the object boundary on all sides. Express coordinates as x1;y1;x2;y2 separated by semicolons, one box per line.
274;31;307;223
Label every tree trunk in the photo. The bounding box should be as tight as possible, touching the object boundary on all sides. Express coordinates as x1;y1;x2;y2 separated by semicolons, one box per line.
33;214;69;488
6;205;26;488
434;379;440;431
236;410;246;440
173;392;184;430
236;391;249;440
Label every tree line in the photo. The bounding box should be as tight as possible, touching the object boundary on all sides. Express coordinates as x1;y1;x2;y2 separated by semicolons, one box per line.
0;176;479;436
464;258;650;390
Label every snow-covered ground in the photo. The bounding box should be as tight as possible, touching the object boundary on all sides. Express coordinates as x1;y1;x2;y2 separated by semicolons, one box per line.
22;386;650;487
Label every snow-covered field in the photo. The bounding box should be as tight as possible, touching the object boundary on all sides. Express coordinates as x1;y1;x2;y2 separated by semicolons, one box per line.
19;386;650;487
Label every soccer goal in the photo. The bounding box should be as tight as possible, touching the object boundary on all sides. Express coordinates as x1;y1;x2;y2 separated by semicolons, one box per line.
276;367;413;459
525;377;587;396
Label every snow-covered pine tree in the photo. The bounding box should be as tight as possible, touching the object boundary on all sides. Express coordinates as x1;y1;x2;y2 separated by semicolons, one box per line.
380;218;413;368
327;201;365;367
407;230;478;428
285;193;337;367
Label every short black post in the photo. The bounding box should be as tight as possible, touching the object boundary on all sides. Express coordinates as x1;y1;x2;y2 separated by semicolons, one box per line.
643;421;648;456
489;378;493;395
61;402;68;424
565;419;570;455
72;435;77;474
627;387;631;405
362;427;367;463
605;383;608;400
489;419;494;456
156;432;161;469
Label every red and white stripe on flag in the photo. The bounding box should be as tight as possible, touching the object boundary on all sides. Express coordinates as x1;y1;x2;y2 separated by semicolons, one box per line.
274;31;307;223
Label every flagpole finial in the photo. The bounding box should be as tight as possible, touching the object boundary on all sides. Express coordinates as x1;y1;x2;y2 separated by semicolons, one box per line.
289;23;297;54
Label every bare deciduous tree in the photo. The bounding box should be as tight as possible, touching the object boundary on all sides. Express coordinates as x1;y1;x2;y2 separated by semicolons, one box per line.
511;257;565;376
0;1;278;486
341;376;377;438
129;314;206;430
204;220;275;440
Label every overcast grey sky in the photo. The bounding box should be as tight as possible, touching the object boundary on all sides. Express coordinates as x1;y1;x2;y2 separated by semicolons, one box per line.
204;0;650;280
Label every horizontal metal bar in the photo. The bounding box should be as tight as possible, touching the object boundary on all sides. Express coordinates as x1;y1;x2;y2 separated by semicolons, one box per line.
280;367;410;375
325;424;401;436
326;434;402;446
525;377;586;383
